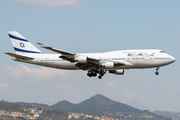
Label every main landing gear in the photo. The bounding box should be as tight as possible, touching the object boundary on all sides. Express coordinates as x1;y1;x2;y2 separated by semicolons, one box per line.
98;72;104;79
87;71;97;77
155;67;160;75
87;70;105;79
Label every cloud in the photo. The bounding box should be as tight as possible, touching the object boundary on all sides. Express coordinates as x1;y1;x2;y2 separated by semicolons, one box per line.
49;89;95;104
123;92;145;100
10;0;80;7
57;83;75;89
5;64;70;79
119;92;150;110
0;83;11;93
104;81;117;88
52;90;94;103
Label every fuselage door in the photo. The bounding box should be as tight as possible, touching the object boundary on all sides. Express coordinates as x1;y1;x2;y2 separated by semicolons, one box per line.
127;53;133;62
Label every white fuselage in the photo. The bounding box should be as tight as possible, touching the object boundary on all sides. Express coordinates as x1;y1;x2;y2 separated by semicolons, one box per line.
6;31;176;78
13;49;175;71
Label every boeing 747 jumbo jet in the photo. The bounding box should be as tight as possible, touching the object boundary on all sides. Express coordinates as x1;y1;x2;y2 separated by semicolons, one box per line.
4;31;176;79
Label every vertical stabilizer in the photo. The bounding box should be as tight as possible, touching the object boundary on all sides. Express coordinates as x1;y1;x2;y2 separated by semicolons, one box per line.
8;31;41;55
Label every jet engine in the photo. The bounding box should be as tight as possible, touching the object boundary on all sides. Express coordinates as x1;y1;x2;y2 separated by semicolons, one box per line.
109;70;124;75
102;62;114;69
75;56;88;63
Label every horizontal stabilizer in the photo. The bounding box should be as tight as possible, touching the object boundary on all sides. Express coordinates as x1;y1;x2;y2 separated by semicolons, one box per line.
4;52;34;60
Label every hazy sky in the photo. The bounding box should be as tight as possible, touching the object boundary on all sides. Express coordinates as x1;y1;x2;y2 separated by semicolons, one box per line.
0;0;180;112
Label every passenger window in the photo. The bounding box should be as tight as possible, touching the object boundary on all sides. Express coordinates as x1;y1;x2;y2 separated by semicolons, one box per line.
138;53;143;56
128;53;133;56
149;53;155;56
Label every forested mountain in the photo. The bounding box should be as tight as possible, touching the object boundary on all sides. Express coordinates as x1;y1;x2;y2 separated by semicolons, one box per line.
0;94;173;120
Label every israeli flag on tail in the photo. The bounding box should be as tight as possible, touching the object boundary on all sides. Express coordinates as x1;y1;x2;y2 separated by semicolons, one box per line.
8;31;41;55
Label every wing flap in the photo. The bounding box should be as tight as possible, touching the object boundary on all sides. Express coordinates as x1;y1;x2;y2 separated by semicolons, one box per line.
59;55;75;62
114;61;125;66
87;57;100;64
75;63;95;70
114;61;133;66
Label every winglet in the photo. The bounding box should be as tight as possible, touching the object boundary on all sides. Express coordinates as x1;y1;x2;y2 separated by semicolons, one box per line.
37;42;47;48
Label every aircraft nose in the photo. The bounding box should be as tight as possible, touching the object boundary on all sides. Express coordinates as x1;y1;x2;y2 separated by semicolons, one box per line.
171;56;176;63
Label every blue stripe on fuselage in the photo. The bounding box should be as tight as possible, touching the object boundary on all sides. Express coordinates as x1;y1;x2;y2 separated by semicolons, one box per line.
14;47;41;53
9;34;29;42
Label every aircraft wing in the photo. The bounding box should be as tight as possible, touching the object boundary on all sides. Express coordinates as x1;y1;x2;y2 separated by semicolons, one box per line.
37;42;100;64
37;42;74;56
37;42;77;62
4;52;34;60
75;63;96;70
37;43;131;70
114;61;125;66
75;61;126;70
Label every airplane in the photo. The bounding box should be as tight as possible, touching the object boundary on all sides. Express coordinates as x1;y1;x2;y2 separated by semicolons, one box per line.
4;31;176;79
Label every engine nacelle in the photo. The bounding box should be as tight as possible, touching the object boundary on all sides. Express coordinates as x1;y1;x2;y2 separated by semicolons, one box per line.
109;70;124;75
75;56;88;63
102;62;114;69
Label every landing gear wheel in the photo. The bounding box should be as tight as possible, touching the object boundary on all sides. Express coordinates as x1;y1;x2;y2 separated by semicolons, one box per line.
155;67;160;75
98;76;102;79
100;73;104;76
87;71;98;77
155;72;159;75
87;72;92;77
92;72;97;77
87;70;105;79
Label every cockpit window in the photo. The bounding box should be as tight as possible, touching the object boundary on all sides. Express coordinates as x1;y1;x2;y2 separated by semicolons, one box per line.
160;51;165;53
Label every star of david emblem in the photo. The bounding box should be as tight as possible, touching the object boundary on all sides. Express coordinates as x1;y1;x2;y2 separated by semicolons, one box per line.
19;42;25;48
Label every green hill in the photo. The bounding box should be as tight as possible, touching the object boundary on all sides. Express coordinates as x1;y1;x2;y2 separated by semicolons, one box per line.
0;94;173;120
50;94;171;120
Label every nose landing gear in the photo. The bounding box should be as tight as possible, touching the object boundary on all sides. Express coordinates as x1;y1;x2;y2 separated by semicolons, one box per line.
155;67;160;75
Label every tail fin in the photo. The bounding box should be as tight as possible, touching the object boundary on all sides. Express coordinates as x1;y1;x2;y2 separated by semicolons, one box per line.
8;31;41;55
